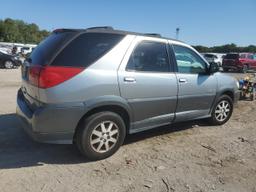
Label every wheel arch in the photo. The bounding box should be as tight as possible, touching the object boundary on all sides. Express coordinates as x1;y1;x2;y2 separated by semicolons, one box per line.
221;90;234;101
73;97;132;142
210;89;235;114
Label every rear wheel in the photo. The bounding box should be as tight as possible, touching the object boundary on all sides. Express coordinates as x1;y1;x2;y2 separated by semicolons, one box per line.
76;111;126;160
223;68;228;72
4;60;14;69
208;95;233;125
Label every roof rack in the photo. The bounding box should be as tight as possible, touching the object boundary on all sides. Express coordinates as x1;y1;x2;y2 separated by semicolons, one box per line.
86;26;114;30
53;28;81;33
144;33;162;37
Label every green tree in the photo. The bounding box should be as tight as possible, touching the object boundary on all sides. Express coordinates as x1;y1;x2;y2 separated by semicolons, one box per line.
0;18;50;44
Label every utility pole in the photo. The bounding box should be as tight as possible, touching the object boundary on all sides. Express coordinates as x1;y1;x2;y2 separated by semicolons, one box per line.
176;27;180;40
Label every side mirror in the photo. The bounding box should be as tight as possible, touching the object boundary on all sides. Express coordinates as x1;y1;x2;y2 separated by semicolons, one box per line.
209;62;219;74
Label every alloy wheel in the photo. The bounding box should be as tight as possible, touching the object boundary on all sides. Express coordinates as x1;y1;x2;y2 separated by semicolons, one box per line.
90;121;119;153
4;61;14;69
215;100;230;122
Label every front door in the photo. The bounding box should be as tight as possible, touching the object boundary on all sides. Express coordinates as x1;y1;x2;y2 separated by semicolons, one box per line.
171;44;217;122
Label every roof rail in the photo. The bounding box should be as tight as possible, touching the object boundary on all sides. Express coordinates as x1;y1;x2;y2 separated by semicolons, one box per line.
86;26;114;30
53;28;81;33
144;33;162;37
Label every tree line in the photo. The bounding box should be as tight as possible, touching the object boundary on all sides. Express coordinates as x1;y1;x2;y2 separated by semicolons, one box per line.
193;43;256;53
0;18;255;52
0;18;50;44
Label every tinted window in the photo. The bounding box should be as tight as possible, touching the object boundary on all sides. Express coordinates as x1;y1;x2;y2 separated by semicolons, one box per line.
248;54;254;59
173;45;206;74
204;54;215;58
29;32;76;65
52;33;124;67
240;54;246;58
225;54;239;59
126;41;169;72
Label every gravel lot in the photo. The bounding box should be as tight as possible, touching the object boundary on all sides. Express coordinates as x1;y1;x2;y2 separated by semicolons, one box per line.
0;69;255;192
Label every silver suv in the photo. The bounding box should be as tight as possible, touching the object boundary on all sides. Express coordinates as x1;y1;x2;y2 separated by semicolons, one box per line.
17;27;240;160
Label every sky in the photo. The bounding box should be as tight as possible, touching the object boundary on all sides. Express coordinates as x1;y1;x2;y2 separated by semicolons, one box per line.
0;0;255;46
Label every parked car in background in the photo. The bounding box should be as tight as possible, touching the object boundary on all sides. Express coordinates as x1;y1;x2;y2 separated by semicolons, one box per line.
222;53;256;73
201;53;223;67
0;47;11;55
21;46;34;55
0;51;22;69
16;27;239;160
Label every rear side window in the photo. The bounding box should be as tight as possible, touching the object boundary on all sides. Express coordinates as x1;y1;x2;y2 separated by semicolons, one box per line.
126;41;170;72
29;32;76;65
51;33;124;67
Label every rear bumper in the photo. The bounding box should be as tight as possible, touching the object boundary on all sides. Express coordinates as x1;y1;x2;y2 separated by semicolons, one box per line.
16;89;86;144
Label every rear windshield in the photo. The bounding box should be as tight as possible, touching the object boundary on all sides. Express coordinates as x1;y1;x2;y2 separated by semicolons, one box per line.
225;54;239;59
29;32;76;65
51;32;125;67
204;54;214;58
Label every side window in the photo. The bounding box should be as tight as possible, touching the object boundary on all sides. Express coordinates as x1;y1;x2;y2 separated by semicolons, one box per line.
126;41;170;72
248;54;254;60
52;33;124;67
173;45;207;74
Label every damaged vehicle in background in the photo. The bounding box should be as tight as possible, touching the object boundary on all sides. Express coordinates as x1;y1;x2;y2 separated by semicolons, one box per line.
0;51;22;69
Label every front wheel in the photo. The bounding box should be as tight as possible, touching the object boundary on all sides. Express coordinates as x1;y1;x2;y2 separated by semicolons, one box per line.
4;60;14;69
75;111;126;160
208;95;233;125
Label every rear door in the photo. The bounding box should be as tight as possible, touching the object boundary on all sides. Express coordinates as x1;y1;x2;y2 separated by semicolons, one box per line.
118;36;178;132
171;43;217;122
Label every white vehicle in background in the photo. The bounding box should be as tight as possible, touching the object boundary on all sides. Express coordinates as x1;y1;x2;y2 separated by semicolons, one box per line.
21;47;34;55
201;53;224;67
0;47;11;55
0;42;37;55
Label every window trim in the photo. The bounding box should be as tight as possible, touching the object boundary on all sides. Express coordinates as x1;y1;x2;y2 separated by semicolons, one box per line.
170;43;208;74
125;40;173;73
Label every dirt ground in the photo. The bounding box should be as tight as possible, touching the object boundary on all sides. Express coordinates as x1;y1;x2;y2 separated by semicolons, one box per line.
0;69;255;192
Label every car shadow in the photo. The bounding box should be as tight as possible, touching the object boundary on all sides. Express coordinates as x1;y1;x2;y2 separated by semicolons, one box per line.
0;113;207;169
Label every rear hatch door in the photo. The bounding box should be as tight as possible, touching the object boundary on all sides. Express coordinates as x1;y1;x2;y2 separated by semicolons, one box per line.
20;31;77;109
223;54;239;66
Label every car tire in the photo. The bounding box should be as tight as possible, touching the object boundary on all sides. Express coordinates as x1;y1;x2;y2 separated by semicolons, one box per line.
76;111;126;160
4;60;14;69
223;68;228;72
242;64;249;73
208;95;233;125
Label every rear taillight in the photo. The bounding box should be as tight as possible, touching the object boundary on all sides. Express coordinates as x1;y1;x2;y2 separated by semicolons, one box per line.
28;65;84;89
28;65;41;87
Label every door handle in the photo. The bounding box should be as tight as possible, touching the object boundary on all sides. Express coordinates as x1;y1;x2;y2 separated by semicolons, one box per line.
179;78;187;83
124;77;136;83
